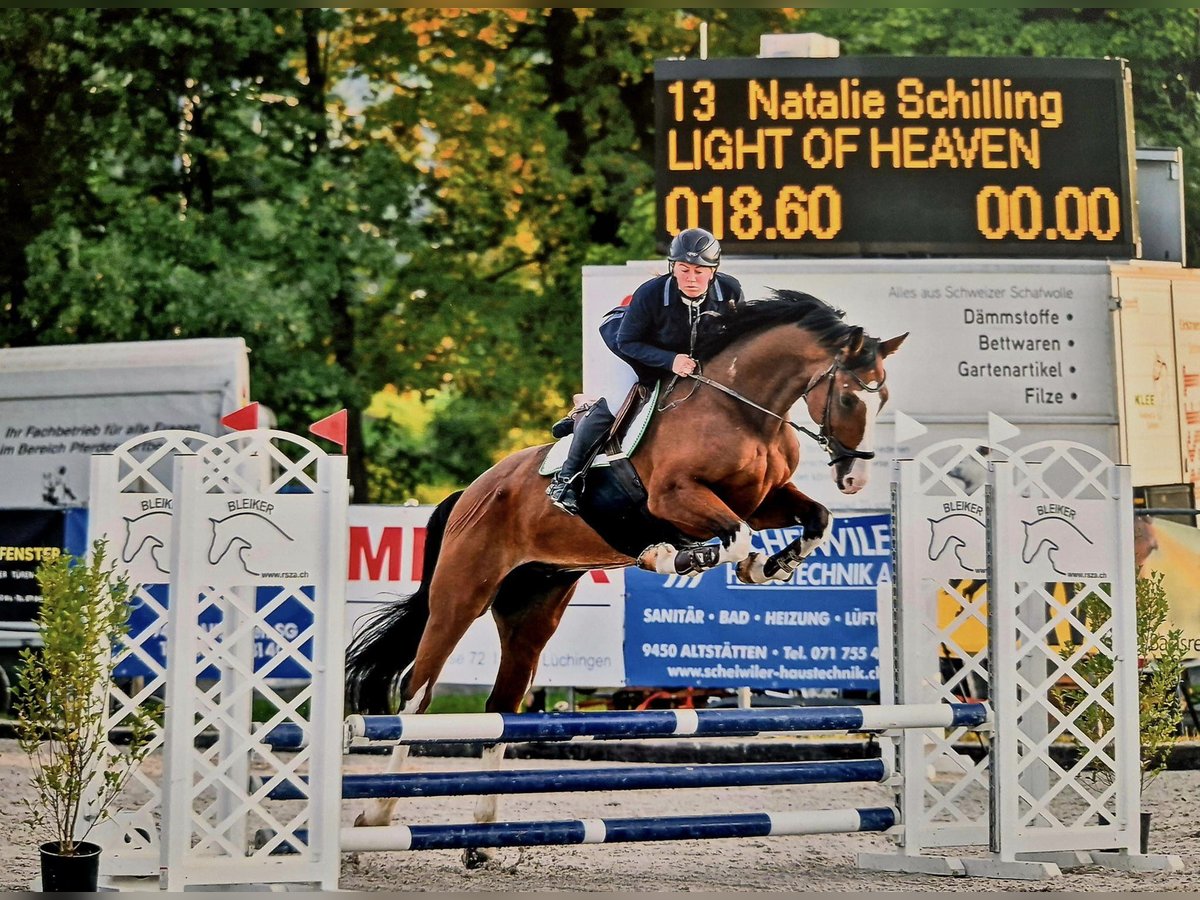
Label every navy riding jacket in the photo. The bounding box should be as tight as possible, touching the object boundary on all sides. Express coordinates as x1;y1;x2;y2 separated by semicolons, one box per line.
613;272;743;381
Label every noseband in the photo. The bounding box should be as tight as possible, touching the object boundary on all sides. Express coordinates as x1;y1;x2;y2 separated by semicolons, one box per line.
800;359;884;467
681;357;885;467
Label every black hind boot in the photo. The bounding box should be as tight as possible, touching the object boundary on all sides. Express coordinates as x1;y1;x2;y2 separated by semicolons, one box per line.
546;400;614;515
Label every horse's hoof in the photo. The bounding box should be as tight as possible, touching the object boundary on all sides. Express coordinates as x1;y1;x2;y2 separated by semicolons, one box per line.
637;543;676;574
735;553;766;584
462;847;493;869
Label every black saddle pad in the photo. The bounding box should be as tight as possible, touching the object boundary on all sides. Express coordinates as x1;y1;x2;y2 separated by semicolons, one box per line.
576;456;688;559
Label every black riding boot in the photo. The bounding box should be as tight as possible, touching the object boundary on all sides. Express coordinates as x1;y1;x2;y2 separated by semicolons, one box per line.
546;399;615;516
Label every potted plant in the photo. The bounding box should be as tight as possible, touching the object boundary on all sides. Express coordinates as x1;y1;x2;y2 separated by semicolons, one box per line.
1054;571;1185;852
13;539;154;892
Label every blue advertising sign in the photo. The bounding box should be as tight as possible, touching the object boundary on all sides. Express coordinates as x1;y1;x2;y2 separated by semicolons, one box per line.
113;584;314;681
623;514;890;690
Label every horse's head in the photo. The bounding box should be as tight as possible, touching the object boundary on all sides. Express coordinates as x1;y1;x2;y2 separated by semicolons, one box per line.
803;328;907;494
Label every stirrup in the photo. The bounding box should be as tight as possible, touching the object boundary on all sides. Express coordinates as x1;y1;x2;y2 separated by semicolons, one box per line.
546;476;580;516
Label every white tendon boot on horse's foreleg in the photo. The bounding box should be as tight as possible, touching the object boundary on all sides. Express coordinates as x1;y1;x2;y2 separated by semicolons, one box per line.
462;742;508;869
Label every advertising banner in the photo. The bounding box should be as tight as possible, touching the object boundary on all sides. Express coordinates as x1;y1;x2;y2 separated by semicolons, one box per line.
345;505;626;687
1115;275;1182;484
623;514;890;690
0;509;65;625
0;338;250;509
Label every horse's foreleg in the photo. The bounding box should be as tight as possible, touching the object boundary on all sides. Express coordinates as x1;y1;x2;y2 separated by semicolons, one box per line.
640;483;752;576
737;483;832;584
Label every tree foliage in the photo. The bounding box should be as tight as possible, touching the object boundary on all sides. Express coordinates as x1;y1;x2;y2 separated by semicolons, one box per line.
2;9;1197;500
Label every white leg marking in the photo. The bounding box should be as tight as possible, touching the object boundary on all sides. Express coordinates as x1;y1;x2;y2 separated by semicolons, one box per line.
800;514;834;558
717;523;753;565
738;553;773;584
404;681;429;713
355;679;428;827
638;542;679;574
356;744;410;827
473;742;508;824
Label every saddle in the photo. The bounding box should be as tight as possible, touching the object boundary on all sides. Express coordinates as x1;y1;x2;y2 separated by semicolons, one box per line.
540;381;687;558
539;382;658;477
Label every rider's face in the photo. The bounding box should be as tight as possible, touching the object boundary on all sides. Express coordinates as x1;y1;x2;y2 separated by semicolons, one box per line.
673;263;716;299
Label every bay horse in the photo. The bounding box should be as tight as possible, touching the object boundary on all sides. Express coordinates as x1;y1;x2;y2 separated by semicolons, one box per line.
344;289;906;862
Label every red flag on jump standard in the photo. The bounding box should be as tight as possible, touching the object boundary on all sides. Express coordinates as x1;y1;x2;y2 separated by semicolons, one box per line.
310;409;348;452
221;402;260;431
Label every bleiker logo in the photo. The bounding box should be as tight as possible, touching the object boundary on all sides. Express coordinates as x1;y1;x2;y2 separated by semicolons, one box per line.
207;511;295;577
1020;503;1096;577
926;501;987;576
122;509;172;575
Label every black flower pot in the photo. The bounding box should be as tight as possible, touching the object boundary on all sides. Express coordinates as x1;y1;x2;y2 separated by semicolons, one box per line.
39;840;101;892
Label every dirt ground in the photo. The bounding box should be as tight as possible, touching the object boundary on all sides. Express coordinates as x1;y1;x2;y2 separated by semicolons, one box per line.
1;741;1197;892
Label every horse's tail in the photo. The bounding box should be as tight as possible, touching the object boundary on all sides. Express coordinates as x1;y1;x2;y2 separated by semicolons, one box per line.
344;489;464;715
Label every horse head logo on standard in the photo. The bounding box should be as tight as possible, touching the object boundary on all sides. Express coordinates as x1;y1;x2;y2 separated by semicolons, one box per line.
926;504;987;576
122;508;173;576
206;497;298;578
1020;502;1099;578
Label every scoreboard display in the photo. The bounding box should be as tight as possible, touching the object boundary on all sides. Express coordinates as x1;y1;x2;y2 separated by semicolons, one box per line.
654;56;1137;258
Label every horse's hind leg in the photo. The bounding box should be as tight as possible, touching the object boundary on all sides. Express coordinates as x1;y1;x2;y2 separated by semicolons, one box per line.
354;561;506;829
462;564;584;869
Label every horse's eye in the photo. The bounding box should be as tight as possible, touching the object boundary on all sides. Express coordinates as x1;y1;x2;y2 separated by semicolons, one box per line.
839;394;857;410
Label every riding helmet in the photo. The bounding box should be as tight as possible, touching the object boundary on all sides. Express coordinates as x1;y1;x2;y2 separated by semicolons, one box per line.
668;228;721;268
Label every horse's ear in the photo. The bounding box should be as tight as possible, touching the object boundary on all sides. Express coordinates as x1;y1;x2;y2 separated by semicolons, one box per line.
843;327;865;360
879;332;909;358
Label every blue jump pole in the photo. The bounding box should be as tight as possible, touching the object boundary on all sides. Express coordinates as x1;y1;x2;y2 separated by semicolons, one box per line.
338;807;899;853
339;702;988;747
260;758;888;801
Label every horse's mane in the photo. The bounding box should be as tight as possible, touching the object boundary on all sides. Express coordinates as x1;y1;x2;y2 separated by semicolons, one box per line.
692;288;864;363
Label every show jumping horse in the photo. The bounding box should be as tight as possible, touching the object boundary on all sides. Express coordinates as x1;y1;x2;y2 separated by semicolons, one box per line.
345;289;906;864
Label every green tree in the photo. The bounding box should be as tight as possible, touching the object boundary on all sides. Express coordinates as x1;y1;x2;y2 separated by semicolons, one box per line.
5;9;1198;502
3;9;422;500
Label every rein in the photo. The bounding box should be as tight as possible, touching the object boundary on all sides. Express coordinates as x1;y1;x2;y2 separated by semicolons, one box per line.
682;359;885;466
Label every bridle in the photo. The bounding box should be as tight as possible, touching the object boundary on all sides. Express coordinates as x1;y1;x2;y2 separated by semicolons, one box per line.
683;357;885;466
